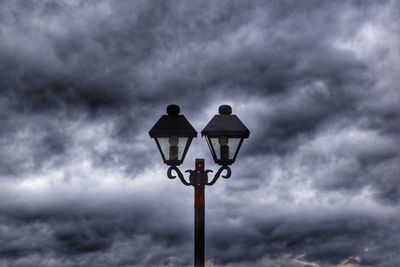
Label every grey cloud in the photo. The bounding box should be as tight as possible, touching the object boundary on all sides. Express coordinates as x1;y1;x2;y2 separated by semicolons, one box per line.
205;207;398;266
1;0;400;266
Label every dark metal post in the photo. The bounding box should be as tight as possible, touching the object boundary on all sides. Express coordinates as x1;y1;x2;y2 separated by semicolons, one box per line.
194;159;205;267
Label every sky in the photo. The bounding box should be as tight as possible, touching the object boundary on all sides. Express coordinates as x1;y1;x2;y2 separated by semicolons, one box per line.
0;0;399;266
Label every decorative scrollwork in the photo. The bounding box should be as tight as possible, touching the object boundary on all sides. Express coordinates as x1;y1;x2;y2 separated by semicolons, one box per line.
167;166;191;186
206;166;231;186
167;165;231;186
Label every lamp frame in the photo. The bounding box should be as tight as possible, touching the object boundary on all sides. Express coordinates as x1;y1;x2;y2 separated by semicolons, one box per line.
153;135;194;166
204;135;245;166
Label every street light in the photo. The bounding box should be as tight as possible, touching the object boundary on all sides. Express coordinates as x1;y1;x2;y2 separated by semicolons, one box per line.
149;104;250;267
202;104;250;166
149;104;197;166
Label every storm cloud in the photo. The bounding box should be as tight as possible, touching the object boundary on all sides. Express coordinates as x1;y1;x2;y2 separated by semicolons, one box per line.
1;0;400;266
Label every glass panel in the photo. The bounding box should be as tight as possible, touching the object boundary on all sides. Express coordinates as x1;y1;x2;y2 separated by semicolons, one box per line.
157;137;188;161
209;137;241;160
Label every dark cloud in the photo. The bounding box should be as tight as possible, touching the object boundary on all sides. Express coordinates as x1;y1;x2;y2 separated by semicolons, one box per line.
1;0;400;266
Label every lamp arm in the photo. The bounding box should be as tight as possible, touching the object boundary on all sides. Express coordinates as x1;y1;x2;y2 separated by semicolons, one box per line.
167;166;192;186
206;166;231;186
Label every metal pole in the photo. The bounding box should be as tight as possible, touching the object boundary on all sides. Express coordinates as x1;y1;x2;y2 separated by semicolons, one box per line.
194;159;205;267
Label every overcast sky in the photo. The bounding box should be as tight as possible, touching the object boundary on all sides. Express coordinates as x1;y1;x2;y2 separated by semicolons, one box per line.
1;1;399;266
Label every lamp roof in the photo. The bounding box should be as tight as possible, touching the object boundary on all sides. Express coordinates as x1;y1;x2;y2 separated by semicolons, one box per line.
201;105;250;138
149;105;197;138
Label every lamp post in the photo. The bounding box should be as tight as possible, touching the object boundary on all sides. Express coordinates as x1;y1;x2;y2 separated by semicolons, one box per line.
149;104;250;267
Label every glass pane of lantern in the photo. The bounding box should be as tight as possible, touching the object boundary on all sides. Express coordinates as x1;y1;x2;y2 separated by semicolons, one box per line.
157;137;189;161
209;137;241;161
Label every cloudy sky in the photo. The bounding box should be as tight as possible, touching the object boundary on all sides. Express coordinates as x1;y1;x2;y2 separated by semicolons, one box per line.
1;1;399;266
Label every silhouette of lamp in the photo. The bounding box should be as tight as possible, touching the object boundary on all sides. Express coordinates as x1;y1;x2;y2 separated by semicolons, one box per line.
149;104;197;166
149;104;250;267
201;104;250;166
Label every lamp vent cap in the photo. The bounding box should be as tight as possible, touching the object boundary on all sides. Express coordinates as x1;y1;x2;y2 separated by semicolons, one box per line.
219;105;232;115
167;104;180;115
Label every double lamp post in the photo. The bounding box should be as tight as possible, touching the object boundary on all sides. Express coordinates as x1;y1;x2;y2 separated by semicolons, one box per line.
149;104;250;267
